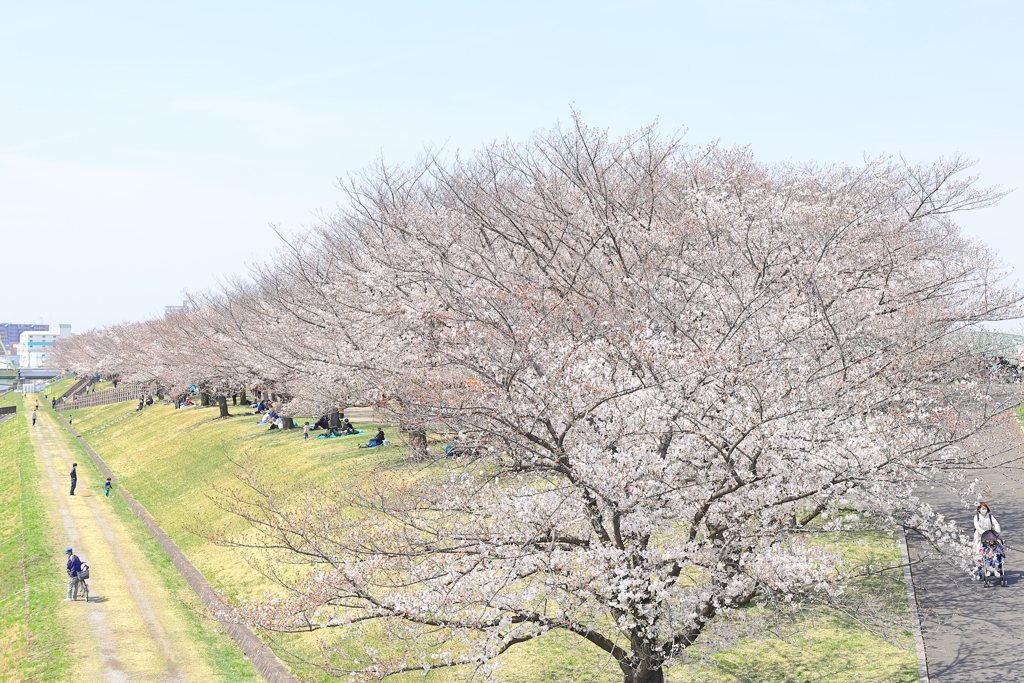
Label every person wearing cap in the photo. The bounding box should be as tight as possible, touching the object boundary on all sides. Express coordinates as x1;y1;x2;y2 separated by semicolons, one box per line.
64;548;83;601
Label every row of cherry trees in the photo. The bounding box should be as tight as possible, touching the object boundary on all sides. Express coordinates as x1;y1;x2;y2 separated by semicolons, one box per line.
54;119;1023;682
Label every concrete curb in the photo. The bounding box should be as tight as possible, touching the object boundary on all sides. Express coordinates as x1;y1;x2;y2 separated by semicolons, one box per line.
54;413;300;683
899;527;930;683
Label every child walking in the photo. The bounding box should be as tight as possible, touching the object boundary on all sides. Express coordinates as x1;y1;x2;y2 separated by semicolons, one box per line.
104;478;113;497
303;422;310;440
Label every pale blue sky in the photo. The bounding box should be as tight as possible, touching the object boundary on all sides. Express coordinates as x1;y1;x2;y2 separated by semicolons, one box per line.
2;1;1022;332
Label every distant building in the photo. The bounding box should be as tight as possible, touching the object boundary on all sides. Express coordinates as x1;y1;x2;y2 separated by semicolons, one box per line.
165;300;190;316
0;323;48;354
19;324;72;369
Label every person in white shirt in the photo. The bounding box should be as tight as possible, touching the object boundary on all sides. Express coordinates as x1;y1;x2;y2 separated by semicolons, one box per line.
973;502;1001;549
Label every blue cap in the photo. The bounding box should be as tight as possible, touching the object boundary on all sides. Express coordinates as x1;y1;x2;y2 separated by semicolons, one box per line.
65;547;72;553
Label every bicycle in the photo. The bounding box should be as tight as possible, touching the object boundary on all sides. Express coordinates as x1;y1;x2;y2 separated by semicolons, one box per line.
79;563;90;602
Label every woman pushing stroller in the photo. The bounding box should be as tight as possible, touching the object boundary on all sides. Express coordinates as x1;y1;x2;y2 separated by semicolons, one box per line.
973;502;1007;585
974;502;1002;549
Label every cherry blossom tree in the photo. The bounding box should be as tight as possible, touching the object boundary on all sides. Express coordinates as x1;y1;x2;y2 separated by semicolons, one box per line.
51;117;1023;683
205;121;1022;683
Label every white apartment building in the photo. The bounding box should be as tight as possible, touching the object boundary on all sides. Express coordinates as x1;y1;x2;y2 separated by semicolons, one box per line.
18;324;72;368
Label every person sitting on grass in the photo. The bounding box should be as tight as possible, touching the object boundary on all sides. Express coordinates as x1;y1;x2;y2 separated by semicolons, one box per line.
341;419;358;435
360;428;387;448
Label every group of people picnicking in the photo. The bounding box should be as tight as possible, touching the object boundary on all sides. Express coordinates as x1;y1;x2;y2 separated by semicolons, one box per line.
246;401;386;447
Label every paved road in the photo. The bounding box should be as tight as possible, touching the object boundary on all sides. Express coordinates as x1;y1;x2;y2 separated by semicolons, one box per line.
908;415;1024;683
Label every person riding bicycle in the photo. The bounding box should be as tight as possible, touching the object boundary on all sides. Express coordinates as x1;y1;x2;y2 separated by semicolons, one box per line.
64;547;84;601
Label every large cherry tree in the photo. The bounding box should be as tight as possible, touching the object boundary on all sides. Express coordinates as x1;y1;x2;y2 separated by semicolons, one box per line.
210;122;1022;682
52;119;1023;683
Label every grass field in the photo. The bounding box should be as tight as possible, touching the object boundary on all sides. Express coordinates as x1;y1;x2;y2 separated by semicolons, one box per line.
40;393;262;681
0;390;74;681
57;398;919;683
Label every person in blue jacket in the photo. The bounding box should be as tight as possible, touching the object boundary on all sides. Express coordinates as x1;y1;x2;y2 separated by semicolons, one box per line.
64;547;84;601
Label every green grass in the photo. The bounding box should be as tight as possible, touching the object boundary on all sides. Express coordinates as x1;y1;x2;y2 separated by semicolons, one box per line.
45;376;76;398
59;398;919;683
677;530;917;682
0;392;74;682
41;395;261;681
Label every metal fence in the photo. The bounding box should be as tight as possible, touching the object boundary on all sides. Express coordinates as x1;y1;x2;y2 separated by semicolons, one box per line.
57;383;151;410
0;406;16;415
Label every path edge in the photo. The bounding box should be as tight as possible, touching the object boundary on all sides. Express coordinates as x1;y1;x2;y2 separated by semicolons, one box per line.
54;413;300;683
899;526;930;683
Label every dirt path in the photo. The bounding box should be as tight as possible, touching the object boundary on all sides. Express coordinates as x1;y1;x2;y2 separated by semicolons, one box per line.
27;395;216;682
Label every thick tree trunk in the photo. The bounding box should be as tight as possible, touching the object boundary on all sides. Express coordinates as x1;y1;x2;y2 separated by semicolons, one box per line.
200;392;211;407
406;427;428;460
240;388;249;405
281;417;295;430
622;664;664;683
217;395;230;418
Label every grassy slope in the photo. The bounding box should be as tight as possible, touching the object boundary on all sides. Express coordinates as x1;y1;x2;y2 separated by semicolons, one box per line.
44;396;261;681
0;391;73;682
61;399;918;683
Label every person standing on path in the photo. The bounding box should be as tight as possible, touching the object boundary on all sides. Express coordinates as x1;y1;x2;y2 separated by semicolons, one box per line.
65;547;84;601
104;477;112;497
31;409;37;426
70;463;78;496
973;502;1002;549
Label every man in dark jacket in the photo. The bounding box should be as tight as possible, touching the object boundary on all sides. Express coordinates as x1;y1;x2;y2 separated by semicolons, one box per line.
70;463;77;496
65;548;83;600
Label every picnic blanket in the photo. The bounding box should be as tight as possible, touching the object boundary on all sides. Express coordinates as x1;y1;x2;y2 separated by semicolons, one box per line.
313;430;366;440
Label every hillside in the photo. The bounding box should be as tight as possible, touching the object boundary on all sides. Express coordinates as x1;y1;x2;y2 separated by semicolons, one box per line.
58;398;920;683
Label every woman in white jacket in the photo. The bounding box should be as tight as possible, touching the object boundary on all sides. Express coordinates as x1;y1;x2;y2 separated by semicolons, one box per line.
973;502;1001;549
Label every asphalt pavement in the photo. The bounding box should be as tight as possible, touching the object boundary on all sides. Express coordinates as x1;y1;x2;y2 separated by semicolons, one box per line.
907;416;1024;682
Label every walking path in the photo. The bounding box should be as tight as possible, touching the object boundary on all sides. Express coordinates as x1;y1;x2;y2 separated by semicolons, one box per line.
27;394;218;682
907;415;1024;682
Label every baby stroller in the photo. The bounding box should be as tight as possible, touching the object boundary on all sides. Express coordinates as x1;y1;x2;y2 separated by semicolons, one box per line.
976;530;1007;587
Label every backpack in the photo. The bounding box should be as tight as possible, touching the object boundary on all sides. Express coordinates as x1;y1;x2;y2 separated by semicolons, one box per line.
78;563;90;580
